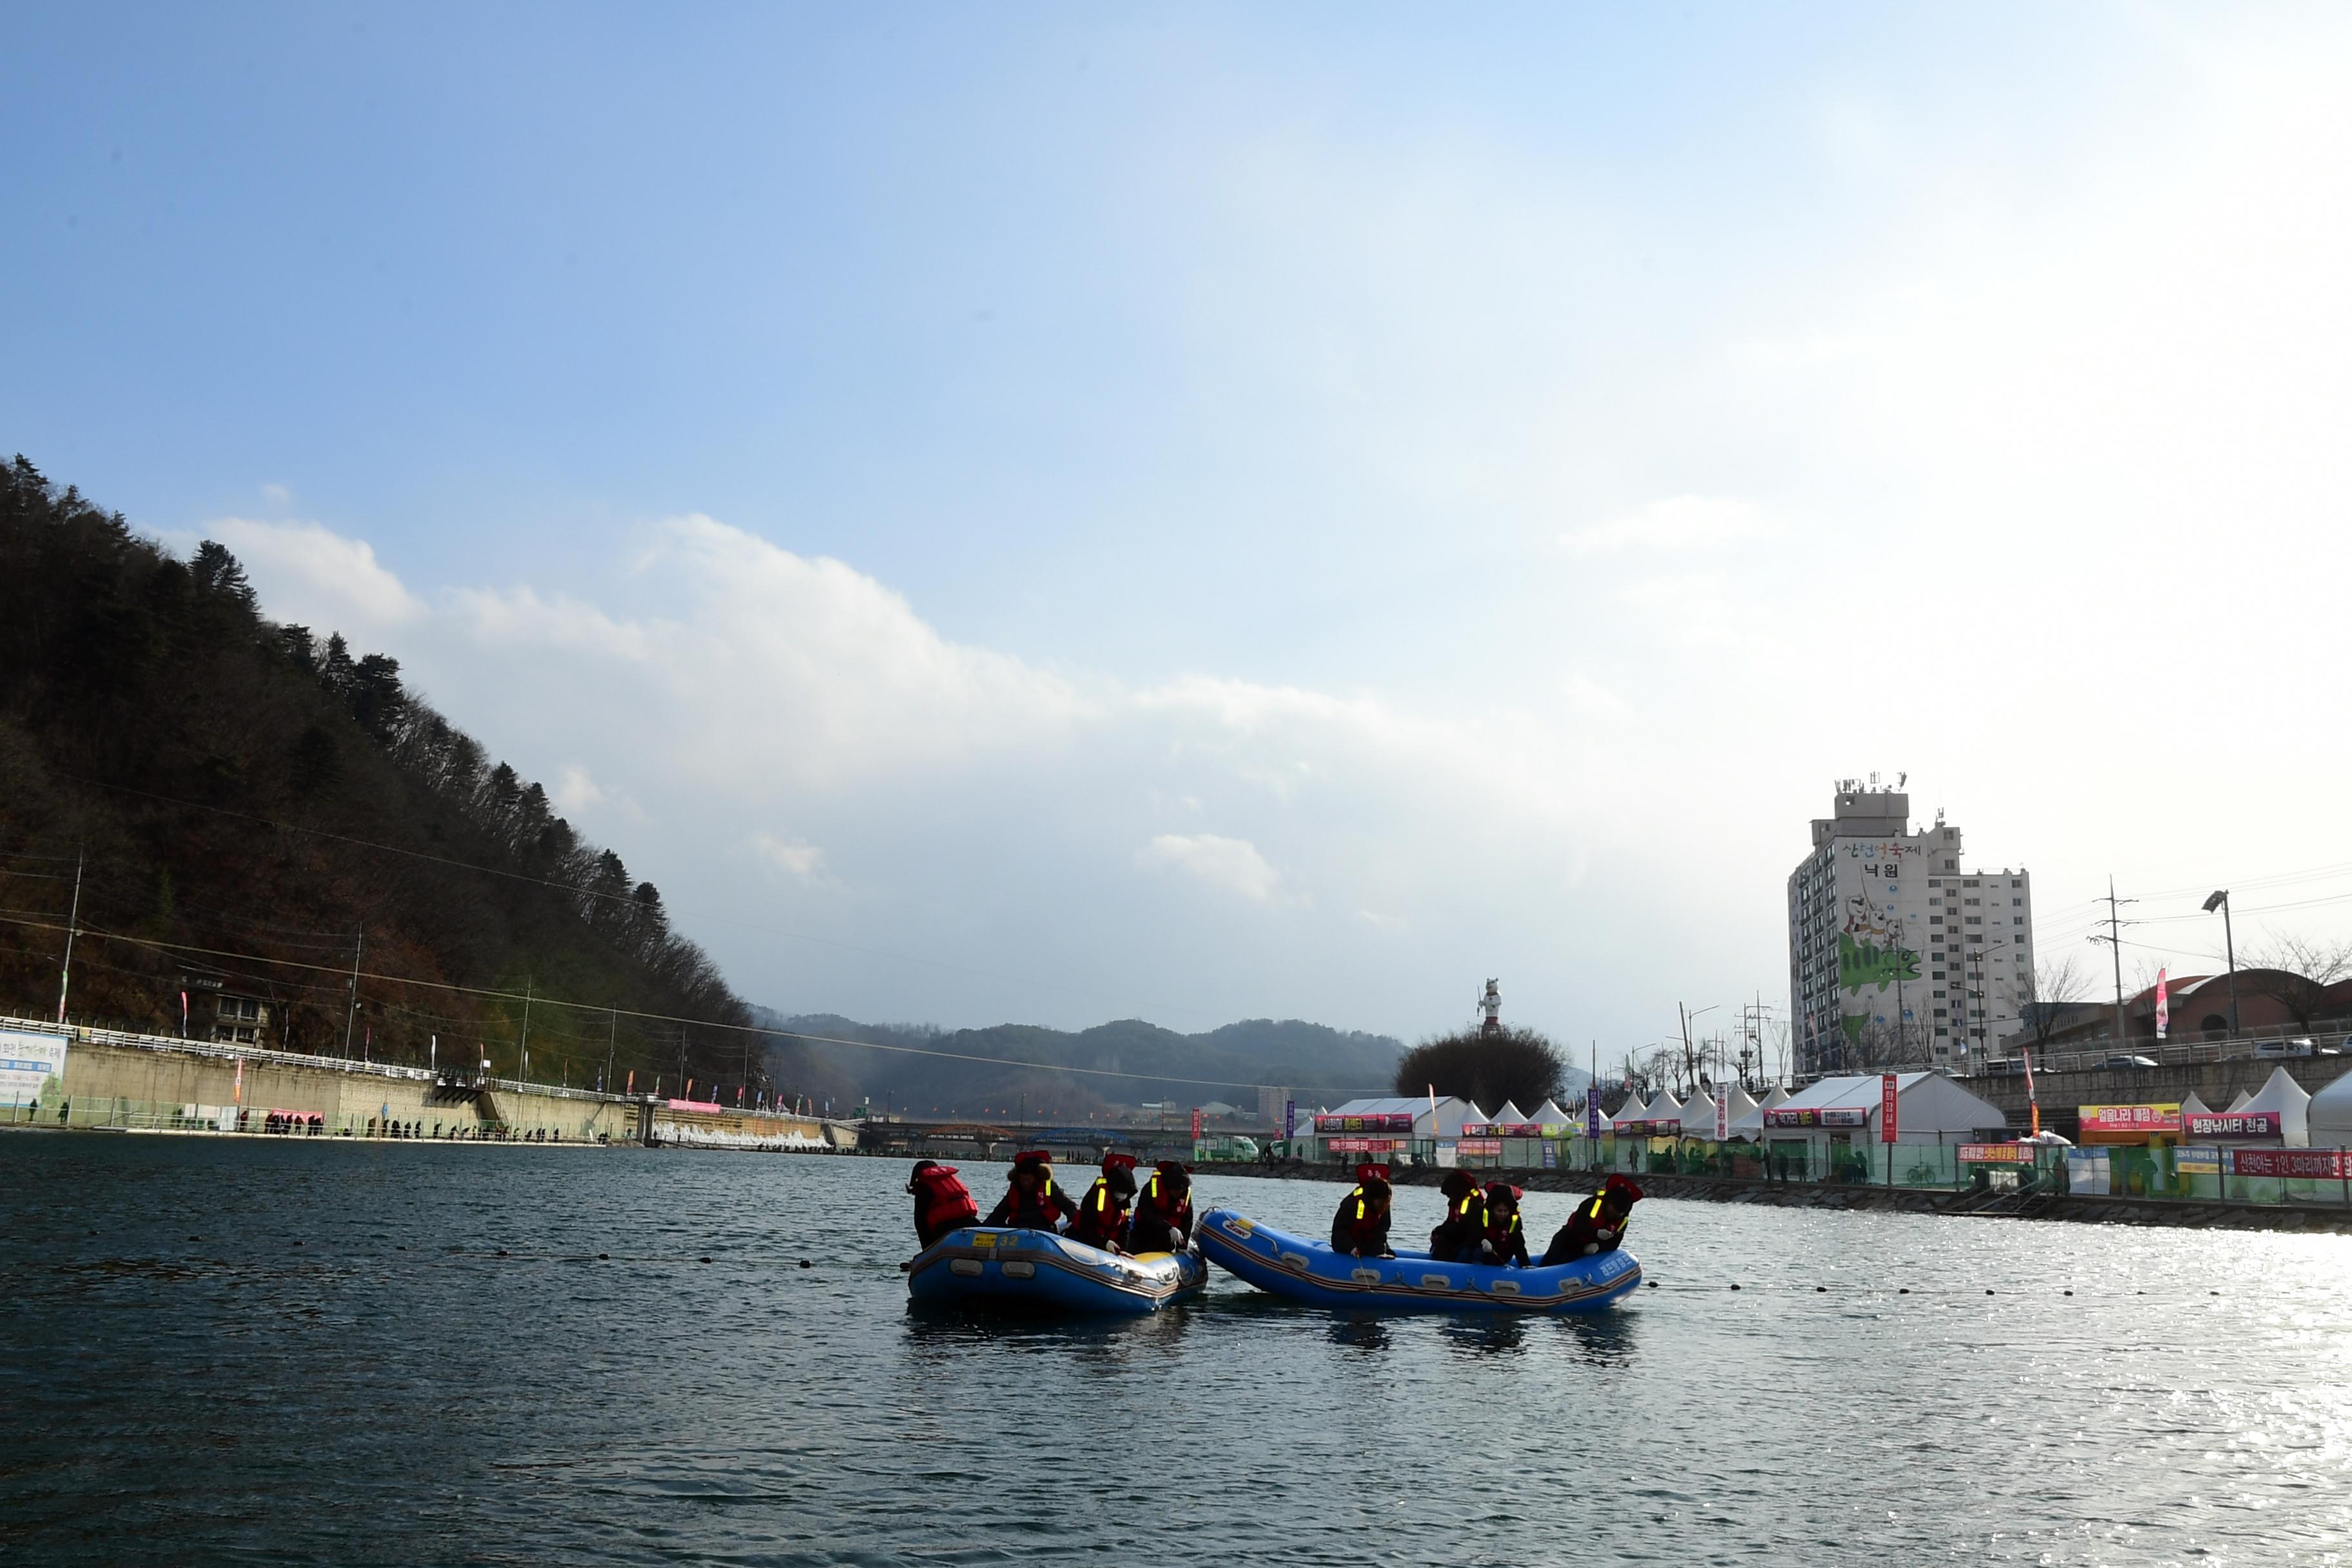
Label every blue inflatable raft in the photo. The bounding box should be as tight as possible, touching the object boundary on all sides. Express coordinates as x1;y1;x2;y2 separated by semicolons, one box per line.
905;1226;1207;1313
1194;1206;1640;1314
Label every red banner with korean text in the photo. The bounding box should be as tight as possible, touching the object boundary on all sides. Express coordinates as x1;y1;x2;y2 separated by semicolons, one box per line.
2230;1149;2350;1179
1880;1074;1898;1144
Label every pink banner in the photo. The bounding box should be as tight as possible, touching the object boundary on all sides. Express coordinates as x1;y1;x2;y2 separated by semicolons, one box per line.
1454;1138;1502;1155
1959;1142;2035;1163
1460;1122;1547;1137
667;1098;724;1113
2078;1104;2182;1139
1328;1137;1402;1153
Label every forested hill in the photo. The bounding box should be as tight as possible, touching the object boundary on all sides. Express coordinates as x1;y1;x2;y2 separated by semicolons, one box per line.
754;1010;1409;1119
0;457;758;1093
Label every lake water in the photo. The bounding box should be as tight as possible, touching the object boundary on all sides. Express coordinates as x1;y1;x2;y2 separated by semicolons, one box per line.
5;1135;2349;1566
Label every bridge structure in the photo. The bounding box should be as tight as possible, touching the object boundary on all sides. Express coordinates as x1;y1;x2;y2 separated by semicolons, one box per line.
854;1117;1268;1161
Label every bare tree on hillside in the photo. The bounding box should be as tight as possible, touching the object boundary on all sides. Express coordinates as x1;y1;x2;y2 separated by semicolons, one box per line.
2246;935;2352;1030
2007;952;2092;1050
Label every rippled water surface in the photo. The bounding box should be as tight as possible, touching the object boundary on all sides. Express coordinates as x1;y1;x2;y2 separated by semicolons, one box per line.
6;1135;2350;1566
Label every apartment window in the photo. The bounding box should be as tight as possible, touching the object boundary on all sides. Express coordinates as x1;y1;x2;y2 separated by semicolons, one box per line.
1964;897;1979;906
1965;879;1979;888
1930;916;1945;925
2011;878;2022;888
1967;916;1982;925
1934;990;1946;999
2014;916;2024;925
1928;879;1941;888
1929;896;1943;906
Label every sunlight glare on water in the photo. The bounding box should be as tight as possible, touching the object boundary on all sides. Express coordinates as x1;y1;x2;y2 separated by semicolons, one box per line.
5;1137;2349;1566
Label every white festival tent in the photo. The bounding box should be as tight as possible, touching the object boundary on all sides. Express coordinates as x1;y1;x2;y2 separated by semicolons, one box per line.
1678;1085;1718;1138
1646;1092;1685;1132
2240;1066;2313;1147
1718;1083;1761;1133
1529;1099;1576;1131
1733;1073;2007;1150
2306;1069;2352;1146
1491;1101;1530;1127
1610;1093;1654;1132
2226;1088;2255;1113
2179;1091;2214;1118
1308;1095;1483;1157
1728;1084;1789;1139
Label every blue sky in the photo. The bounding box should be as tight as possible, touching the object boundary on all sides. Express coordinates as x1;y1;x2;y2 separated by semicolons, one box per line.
10;5;2352;1068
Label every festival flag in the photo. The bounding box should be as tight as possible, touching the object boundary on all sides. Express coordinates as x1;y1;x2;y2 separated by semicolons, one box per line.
2023;1047;2040;1137
2155;968;2170;1041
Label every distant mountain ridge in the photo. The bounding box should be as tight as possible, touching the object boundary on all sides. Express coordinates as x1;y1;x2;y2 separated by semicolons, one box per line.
750;1009;1412;1119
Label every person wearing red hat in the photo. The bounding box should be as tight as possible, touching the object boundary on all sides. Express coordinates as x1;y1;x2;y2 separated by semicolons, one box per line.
983;1150;1079;1231
1475;1181;1531;1268
1540;1173;1642;1265
1068;1152;1139;1252
1124;1160;1195;1254
907;1159;979;1250
1329;1163;1395;1258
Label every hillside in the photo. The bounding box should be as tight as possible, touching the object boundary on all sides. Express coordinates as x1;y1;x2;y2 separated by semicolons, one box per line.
0;457;757;1094
753;1010;1413;1119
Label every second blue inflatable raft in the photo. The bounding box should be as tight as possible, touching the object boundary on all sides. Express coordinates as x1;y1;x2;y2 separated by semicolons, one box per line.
1195;1206;1640;1313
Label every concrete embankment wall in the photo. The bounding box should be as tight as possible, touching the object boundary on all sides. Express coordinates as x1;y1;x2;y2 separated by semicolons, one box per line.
6;1021;853;1149
1966;1056;2350;1130
1196;1159;2352;1235
32;1035;636;1141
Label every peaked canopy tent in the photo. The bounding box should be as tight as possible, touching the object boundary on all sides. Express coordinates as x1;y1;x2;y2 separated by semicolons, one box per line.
2179;1091;2214;1117
1720;1083;1762;1124
2306;1068;2352;1146
2226;1088;2255;1113
1678;1085;1718;1138
1754;1073;2008;1150
1528;1099;1576;1131
1645;1093;1685;1132
2239;1066;2313;1147
1610;1094;1654;1132
1489;1101;1531;1127
1304;1095;1483;1162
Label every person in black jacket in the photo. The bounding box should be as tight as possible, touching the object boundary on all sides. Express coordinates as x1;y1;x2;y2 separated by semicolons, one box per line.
1125;1161;1195;1253
1428;1169;1487;1262
983;1150;1079;1230
1066;1153;1139;1252
1540;1174;1642;1265
1329;1164;1395;1257
1474;1182;1531;1268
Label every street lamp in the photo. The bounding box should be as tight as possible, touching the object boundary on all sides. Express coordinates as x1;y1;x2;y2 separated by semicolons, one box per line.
2202;890;2240;1038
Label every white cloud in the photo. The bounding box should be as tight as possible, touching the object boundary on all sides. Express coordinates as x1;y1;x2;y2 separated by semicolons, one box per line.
1562;496;1776;556
752;833;828;883
260;483;291;505
1134;833;1286;905
206;517;425;630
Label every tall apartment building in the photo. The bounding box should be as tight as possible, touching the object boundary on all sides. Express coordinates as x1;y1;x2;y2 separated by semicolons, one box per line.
1787;780;2034;1077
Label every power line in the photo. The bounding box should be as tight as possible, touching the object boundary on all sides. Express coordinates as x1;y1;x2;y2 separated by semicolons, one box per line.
61;774;1222;1023
0;912;1329;1093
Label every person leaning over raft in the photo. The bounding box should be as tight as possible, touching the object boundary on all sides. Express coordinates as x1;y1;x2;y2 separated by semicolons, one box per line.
907;1159;979;1250
1427;1169;1487;1262
1540;1173;1643;1265
1330;1163;1396;1258
1124;1160;1195;1253
1476;1181;1531;1268
1066;1152;1139;1253
983;1150;1080;1230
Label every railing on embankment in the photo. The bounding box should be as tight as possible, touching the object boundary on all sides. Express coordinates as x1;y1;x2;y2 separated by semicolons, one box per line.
0;1014;854;1150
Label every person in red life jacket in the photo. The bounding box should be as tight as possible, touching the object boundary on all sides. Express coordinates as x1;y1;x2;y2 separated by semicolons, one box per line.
1427;1169;1489;1262
1540;1173;1642;1265
1475;1182;1531;1268
1067;1152;1139;1252
907;1159;979;1250
1329;1164;1395;1257
983;1150;1079;1231
1124;1160;1195;1253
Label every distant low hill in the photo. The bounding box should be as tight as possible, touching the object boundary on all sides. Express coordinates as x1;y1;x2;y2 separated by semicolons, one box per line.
752;1010;1413;1120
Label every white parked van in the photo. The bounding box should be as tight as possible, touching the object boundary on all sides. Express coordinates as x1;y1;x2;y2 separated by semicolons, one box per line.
2252;1037;2315;1058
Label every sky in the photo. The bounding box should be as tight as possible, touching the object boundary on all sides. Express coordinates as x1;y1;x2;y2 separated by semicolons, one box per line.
8;4;2352;1066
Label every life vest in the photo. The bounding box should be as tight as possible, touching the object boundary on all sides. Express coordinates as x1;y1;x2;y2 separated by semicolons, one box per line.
1582;1194;1625;1244
914;1164;978;1233
1344;1185;1387;1247
1484;1207;1523;1251
1451;1187;1489;1231
1140;1172;1192;1224
1073;1179;1130;1239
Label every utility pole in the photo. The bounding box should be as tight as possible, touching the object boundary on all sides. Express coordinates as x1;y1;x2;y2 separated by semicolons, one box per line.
342;926;364;1058
55;845;84;1026
2089;876;2137;1046
520;979;533;1083
605;1008;618;1096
